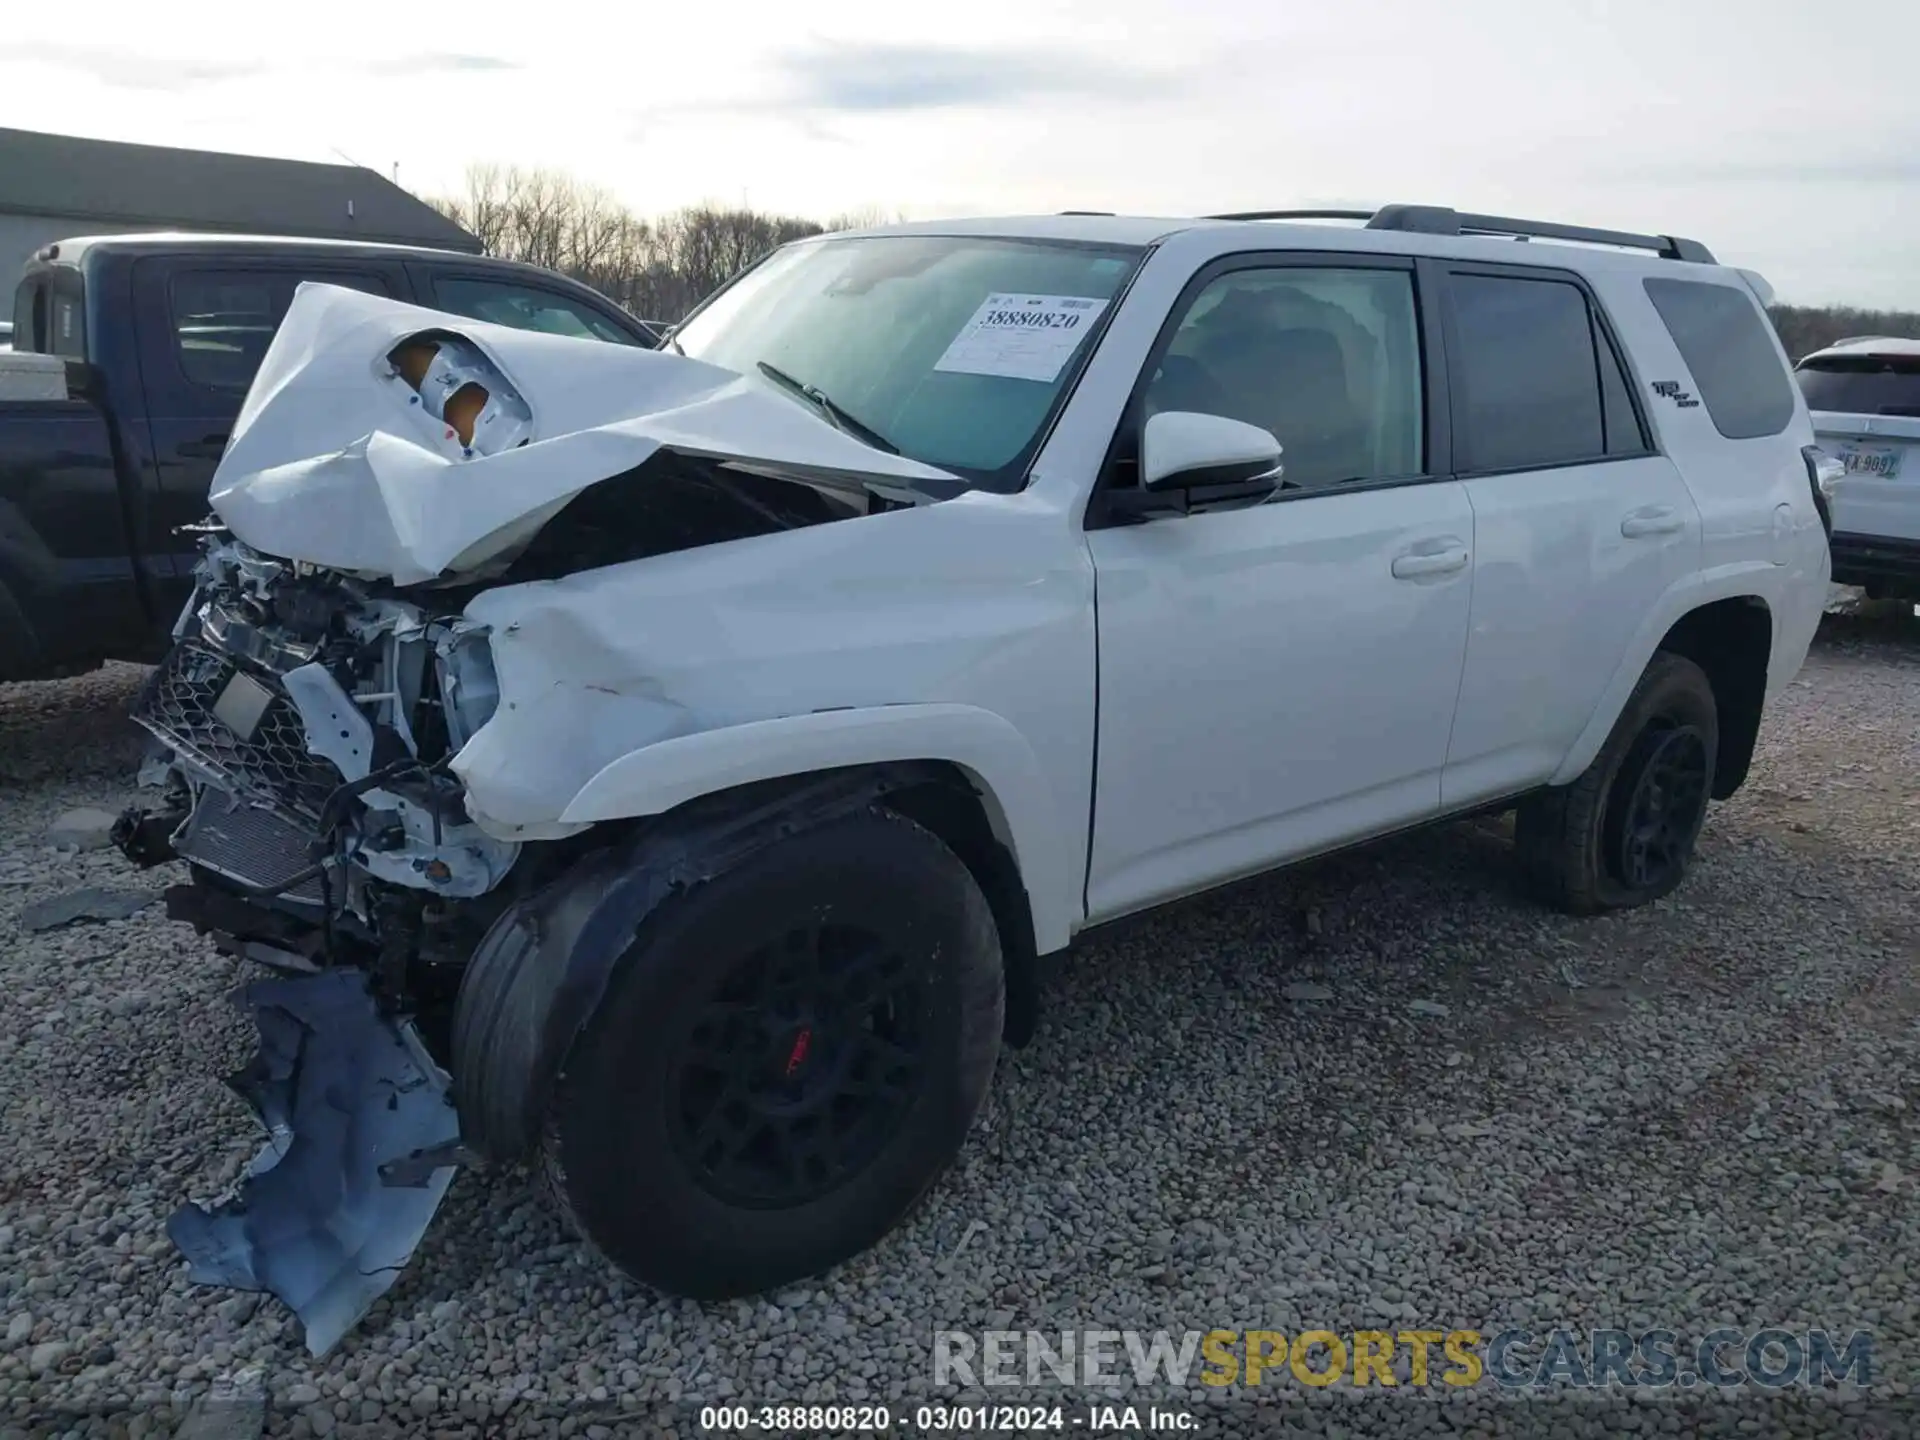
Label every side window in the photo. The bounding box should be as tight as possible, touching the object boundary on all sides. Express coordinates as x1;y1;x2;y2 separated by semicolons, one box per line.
1643;277;1796;440
429;276;637;345
171;274;281;390
1449;273;1608;473
1139;266;1425;488
170;270;391;391
1595;323;1648;457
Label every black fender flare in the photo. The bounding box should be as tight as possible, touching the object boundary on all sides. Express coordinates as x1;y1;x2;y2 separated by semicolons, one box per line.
450;761;954;1162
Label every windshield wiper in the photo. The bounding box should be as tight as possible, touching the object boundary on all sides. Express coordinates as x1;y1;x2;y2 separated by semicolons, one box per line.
755;361;900;455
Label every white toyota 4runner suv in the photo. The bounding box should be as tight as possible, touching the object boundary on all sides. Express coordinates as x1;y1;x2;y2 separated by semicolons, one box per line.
115;204;1832;1351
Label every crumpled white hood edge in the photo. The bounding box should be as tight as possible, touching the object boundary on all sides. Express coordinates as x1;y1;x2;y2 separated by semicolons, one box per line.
208;283;964;587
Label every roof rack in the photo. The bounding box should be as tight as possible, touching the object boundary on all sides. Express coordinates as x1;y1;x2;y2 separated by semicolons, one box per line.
1204;203;1715;264
1205;209;1375;224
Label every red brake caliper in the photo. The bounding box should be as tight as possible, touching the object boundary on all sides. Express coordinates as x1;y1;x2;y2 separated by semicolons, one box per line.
784;1027;812;1078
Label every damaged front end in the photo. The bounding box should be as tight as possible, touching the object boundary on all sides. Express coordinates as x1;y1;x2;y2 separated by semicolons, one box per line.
119;536;523;1353
117;284;975;1351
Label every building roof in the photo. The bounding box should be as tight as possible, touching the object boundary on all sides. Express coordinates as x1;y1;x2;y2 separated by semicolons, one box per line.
0;127;480;253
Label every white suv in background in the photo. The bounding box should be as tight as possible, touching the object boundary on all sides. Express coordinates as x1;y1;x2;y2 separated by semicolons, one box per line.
121;202;1833;1346
1794;336;1920;598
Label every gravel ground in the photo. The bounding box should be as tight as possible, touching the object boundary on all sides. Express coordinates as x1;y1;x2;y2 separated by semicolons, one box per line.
2;598;1918;1438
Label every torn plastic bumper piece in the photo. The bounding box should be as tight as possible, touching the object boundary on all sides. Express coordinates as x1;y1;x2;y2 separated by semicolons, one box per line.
166;969;465;1356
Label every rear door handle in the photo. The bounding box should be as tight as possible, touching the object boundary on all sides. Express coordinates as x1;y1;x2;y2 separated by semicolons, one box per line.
1621;506;1685;538
1390;545;1470;579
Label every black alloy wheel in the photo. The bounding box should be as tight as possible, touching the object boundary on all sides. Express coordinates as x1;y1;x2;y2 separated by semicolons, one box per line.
1604;721;1711;893
540;807;1004;1299
667;918;927;1209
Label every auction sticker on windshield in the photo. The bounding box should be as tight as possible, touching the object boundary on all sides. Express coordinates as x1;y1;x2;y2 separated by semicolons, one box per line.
934;293;1110;383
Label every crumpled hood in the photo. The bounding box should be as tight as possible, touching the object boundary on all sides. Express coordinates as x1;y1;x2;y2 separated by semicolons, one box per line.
209;283;964;586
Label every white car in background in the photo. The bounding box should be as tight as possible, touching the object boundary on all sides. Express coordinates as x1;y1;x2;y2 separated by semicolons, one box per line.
1795;336;1920;598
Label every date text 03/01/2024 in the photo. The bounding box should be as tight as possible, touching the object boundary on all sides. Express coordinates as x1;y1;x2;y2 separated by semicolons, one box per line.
698;1404;1198;1432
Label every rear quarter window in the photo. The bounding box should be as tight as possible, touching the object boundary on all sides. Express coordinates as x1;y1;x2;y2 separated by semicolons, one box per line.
1642;277;1796;440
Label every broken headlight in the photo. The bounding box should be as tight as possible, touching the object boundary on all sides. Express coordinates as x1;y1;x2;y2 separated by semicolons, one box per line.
436;625;500;752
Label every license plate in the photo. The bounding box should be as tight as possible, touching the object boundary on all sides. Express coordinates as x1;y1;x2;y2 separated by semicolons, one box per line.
212;670;274;741
1834;445;1903;480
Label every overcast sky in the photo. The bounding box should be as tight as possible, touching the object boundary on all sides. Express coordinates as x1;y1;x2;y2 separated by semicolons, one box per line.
3;0;1916;308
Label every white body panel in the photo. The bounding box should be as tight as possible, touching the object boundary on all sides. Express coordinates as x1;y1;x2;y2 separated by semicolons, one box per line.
1085;482;1473;921
1443;456;1701;807
451;489;1098;955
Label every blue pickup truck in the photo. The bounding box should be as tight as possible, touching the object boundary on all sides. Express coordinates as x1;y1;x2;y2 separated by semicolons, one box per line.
1;233;662;682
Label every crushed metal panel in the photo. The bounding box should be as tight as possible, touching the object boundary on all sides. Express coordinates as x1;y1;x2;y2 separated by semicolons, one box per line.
167;968;461;1356
207;283;962;585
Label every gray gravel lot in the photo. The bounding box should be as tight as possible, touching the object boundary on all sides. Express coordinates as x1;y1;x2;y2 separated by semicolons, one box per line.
2;599;1917;1438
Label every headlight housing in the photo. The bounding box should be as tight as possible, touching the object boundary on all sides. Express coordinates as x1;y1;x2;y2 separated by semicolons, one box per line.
436;625;500;751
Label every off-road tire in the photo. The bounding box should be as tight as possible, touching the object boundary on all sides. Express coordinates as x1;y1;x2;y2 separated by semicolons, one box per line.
542;807;1004;1300
1515;650;1719;915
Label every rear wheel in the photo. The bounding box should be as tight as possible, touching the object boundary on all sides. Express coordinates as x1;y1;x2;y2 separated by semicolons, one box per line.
1515;651;1718;915
543;807;1004;1299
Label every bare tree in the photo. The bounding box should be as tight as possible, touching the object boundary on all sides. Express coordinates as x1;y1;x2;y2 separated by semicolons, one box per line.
435;170;1920;352
427;166;846;325
1768;304;1920;364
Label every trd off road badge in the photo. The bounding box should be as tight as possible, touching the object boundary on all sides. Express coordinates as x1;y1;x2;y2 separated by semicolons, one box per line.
1651;380;1700;408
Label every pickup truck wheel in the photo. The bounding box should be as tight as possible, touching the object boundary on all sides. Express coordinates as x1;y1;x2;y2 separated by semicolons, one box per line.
1515;651;1718;915
542;808;1004;1300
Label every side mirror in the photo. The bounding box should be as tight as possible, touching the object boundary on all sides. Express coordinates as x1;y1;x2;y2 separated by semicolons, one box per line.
1141;410;1284;493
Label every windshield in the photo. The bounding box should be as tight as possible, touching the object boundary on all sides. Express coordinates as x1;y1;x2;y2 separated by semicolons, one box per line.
672;234;1143;490
1796;354;1920;418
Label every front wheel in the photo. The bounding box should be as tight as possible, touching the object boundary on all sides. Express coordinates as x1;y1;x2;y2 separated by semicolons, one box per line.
1515;651;1719;915
543;807;1004;1299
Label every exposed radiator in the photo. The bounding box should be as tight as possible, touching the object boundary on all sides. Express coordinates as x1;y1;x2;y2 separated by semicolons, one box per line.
174;791;327;906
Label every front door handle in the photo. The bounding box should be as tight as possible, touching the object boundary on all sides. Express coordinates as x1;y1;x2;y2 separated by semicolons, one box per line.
1621;506;1685;538
177;433;231;460
1390;545;1471;579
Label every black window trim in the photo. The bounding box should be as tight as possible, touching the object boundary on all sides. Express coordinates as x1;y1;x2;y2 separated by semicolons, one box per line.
1085;248;1449;530
1436;259;1659;481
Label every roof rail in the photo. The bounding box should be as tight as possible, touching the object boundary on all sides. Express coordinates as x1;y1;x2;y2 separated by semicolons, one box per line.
1204;209;1374;223
1365;204;1716;264
1202;204;1715;264
1058;210;1114;216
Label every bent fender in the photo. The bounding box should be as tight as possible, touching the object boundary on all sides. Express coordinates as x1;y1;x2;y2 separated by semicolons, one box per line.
557;703;1076;954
